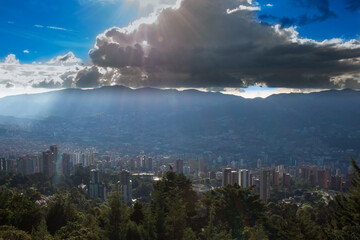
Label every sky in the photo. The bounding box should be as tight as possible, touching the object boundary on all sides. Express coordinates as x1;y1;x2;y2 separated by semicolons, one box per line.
0;0;360;98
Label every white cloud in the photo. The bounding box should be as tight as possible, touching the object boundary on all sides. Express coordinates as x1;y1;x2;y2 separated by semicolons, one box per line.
0;53;85;98
23;50;29;54
34;24;44;28
47;26;72;31
266;3;273;7
47;52;82;65
227;5;261;14
4;54;20;65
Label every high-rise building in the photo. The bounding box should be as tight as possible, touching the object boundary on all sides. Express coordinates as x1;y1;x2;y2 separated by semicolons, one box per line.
318;170;328;189
209;171;216;180
146;157;153;171
283;173;291;188
89;169;106;200
257;159;262;168
50;145;58;169
175;159;183;175
311;166;318;183
0;158;7;171
42;150;53;177
301;167;311;180
62;153;72;176
16;155;36;175
87;153;95;166
330;175;343;192
183;166;190;175
260;170;270;203
140;156;146;169
239;169;250;188
231;170;238;185
222;168;232;186
119;170;132;204
130;158;136;169
199;158;205;173
189;159;197;173
41;145;57;176
273;171;280;186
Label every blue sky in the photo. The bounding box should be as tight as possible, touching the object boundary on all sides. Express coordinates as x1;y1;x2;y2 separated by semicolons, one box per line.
257;0;360;40
1;0;359;63
0;0;139;63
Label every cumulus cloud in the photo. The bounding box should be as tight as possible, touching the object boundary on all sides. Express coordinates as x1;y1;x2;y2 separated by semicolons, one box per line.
75;66;102;88
4;54;20;65
32;79;62;89
0;53;84;93
86;0;360;89
47;52;82;65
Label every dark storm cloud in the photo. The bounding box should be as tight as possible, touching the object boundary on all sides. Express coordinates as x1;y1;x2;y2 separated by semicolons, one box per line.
346;0;360;11
87;0;360;89
259;0;337;27
75;66;102;88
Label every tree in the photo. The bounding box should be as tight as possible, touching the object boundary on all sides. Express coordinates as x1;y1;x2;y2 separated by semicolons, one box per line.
125;221;145;240
331;158;360;239
31;217;53;240
130;201;145;225
105;192;128;240
0;190;42;232
0;225;32;240
46;197;77;235
165;191;187;240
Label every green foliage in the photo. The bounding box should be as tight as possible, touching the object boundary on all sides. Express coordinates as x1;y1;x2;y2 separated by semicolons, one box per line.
46;197;78;235
125;221;145;240
0;225;32;240
202;184;266;239
31;217;53;240
105;191;128;240
149;172;199;240
55;221;101;240
329;158;360;239
0;190;41;232
130;201;145;225
132;178;153;203
0;161;360;240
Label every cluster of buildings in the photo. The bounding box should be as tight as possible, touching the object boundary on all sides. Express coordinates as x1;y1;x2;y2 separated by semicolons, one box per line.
219;163;351;203
0;145;96;177
0;142;356;205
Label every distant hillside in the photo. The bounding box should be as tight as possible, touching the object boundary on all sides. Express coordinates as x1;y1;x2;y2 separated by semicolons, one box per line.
0;86;359;153
0;86;240;119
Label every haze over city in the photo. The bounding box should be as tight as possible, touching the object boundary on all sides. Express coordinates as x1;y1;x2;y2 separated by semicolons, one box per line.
0;0;360;239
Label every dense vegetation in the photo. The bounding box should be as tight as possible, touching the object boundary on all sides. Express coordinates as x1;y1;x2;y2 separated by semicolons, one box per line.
0;160;360;239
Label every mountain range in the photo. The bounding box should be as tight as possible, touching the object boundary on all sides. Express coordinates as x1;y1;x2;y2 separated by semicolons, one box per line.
0;86;359;155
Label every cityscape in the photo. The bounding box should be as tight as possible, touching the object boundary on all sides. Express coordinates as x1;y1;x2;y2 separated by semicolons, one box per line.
0;142;352;204
1;0;360;239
